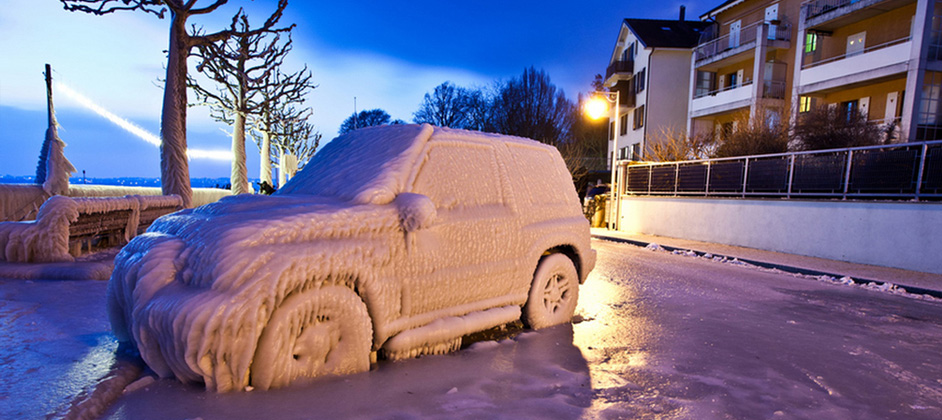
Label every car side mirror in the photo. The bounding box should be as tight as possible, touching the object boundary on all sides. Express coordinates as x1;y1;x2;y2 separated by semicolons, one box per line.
394;193;436;233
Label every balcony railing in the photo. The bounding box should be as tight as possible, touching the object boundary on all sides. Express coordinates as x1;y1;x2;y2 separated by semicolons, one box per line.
802;36;911;69
695;21;792;63
620;140;942;200
764;80;787;99
803;0;893;21
605;59;634;80
694;79;754;99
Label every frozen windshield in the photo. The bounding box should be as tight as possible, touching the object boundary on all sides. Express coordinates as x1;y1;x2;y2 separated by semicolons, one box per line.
276;124;432;204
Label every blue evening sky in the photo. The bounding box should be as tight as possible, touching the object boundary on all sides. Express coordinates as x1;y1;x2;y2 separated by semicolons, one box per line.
0;0;709;178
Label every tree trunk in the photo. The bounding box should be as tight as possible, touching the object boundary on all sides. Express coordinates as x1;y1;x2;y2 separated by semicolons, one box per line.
231;110;250;194
276;144;287;187
160;13;194;207
260;129;272;185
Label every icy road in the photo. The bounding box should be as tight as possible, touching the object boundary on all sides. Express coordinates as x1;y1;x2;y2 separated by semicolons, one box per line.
3;238;941;419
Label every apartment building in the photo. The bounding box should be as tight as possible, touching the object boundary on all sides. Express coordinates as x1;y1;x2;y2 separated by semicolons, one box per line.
688;0;942;143
795;0;942;141
687;0;800;142
602;13;710;163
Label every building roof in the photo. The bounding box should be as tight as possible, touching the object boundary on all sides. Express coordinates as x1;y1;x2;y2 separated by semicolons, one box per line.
623;18;712;49
699;0;746;20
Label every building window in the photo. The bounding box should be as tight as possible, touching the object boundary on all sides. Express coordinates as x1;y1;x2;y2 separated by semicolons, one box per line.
799;96;813;113
695;71;716;97
726;71;738;88
804;33;818;53
916;71;942;140
620;113;629;135
619;146;631;160
840;100;859;122
635;68;646;93
633;105;645;130
631;143;642;161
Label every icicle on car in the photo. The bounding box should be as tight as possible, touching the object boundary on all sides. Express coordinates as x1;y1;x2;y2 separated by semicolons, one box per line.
108;124;596;391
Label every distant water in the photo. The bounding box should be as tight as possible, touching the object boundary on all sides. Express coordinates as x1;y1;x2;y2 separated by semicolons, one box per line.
0;175;261;190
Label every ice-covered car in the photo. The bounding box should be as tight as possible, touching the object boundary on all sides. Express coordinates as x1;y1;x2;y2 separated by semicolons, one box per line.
108;124;596;392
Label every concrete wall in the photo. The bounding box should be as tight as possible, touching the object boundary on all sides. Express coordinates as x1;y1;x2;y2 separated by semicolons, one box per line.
618;197;942;274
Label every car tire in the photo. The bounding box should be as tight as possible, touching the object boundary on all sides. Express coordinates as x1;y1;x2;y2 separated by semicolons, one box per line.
522;253;580;330
252;285;372;390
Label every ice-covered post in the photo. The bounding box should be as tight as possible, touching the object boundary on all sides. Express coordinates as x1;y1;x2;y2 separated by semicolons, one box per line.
39;64;76;196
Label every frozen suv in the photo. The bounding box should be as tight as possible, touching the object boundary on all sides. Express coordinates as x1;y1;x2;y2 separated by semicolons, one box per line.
108;124;596;391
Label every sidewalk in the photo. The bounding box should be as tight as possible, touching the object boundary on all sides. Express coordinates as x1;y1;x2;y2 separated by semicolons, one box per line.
590;228;942;296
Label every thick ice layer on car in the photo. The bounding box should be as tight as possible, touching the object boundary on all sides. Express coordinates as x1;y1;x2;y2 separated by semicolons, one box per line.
108;124;595;391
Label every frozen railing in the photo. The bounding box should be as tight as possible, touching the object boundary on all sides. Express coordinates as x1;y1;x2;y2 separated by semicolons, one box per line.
0;194;183;263
695;21;792;62
621;140;942;201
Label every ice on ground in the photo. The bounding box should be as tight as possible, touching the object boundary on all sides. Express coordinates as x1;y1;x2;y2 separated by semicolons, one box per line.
641;239;942;302
108;124;595;391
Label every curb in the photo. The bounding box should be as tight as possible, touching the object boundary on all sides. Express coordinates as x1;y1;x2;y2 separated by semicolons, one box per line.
592;234;942;299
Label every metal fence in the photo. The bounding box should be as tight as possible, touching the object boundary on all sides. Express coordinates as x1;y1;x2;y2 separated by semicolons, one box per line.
622;140;942;201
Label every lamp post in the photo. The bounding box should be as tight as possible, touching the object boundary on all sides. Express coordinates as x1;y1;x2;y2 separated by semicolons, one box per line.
584;90;620;230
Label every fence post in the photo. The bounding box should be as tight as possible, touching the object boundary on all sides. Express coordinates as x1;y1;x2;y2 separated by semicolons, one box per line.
705;161;712;196
786;154;796;198
674;163;680;196
646;165;653;195
915;143;928;201
842;150;854;199
742;157;750;198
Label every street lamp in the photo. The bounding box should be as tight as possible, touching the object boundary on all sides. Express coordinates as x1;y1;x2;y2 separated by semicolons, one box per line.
584;90;620;231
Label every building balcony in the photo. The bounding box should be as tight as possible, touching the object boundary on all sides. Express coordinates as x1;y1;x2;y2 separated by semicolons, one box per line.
798;37;911;94
803;0;915;32
604;59;634;86
695;21;792;69
690;81;754;117
690;78;787;118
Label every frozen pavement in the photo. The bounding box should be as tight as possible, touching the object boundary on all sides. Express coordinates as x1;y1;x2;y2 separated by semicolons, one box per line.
591;228;942;294
2;238;942;419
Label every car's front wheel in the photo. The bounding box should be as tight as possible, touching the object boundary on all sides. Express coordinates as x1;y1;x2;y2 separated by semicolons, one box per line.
252;285;372;390
522;253;580;329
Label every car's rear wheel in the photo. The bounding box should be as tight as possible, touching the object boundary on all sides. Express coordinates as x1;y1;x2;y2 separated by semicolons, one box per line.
522;253;580;329
252;285;372;390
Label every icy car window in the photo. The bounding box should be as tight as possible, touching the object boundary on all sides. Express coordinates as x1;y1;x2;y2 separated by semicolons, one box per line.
275;125;431;203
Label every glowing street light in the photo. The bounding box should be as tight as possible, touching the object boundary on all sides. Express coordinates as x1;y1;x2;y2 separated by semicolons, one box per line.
584;96;610;120
585;90;620;231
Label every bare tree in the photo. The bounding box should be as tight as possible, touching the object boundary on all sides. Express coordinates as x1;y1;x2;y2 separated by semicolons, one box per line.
61;0;289;206
413;82;482;129
647;126;716;162
339;109;392;134
250;66;314;185
490;67;574;145
713;106;790;158
188;8;294;194
265;106;320;185
792;105;886;151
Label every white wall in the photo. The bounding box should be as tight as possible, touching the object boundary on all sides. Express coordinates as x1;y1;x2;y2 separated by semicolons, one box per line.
646;49;696;142
618;197;942;274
